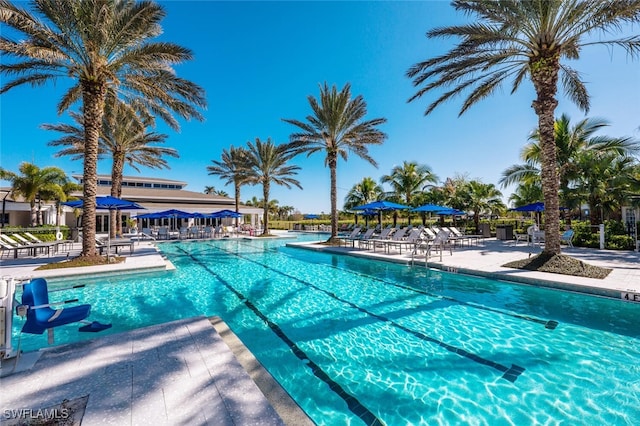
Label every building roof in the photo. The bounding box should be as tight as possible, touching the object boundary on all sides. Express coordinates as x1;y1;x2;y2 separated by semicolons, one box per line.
69;185;263;215
72;174;188;187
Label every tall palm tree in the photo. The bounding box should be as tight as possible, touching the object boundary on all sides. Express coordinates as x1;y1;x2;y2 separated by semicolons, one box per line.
463;180;505;233
283;82;387;241
242;138;301;236
207;146;249;227
407;0;640;254
1;0;206;257
44;101;177;237
344;177;384;210
0;163;67;226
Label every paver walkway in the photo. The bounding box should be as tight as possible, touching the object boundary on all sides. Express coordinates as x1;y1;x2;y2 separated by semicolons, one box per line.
1;317;284;425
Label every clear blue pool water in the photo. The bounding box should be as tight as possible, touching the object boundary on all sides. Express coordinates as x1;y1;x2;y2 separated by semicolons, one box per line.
12;234;640;425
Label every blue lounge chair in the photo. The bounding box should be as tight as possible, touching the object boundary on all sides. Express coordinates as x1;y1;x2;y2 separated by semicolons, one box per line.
560;229;575;247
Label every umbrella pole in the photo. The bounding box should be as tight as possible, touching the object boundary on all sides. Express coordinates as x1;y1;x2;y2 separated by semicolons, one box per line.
107;208;112;260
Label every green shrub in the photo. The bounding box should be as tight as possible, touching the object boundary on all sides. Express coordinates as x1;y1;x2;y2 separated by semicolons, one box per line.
604;220;627;236
606;235;634;250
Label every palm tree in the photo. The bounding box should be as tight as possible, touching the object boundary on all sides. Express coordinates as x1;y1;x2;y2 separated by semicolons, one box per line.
283;82;387;242
204;186;217;195
39;179;83;228
245;196;261;207
242;138;302;236
500;114;639;213
573;153;639;224
463;180;505;233
407;0;640;255
381;161;438;224
508;181;543;209
207;146;249;227
278;205;295;220
44;101;177;238
440;174;471;211
1;0;206;257
381;161;437;204
0;163;67;226
344;177;384;210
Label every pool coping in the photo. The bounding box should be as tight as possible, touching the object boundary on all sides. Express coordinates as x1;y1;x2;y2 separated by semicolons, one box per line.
286;241;639;302
209;316;314;426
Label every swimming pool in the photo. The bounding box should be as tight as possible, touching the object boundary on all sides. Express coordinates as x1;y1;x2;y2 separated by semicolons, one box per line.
13;235;640;424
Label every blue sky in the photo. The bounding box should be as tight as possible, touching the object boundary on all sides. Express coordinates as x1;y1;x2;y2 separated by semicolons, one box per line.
1;1;639;214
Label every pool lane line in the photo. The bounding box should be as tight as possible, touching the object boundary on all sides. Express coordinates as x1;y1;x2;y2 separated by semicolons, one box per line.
233;240;559;331
174;246;384;426
203;243;526;383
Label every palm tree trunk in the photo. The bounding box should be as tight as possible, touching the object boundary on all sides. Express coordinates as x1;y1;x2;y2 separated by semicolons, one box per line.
234;181;241;228
262;182;270;235
80;81;107;257
531;56;561;255
110;153;125;238
30;202;37;227
329;154;338;240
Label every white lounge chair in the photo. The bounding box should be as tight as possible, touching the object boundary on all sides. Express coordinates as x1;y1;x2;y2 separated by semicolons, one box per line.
449;226;483;246
339;227;362;247
361;227;395;251
384;227;424;254
528;225;544;246
415;229;452;262
351;228;376;249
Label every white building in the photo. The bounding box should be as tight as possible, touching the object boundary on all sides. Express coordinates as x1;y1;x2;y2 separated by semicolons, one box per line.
1;175;263;231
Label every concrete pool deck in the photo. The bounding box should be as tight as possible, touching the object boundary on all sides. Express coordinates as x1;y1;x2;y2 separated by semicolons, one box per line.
1;235;638;424
291;236;640;300
1;316;289;425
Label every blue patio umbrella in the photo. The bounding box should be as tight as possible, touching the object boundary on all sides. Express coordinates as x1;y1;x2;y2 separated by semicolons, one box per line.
352;200;409;226
63;196;145;255
211;209;243;218
411;203;451;213
436;208;466;216
136;212;160;219
354;208;377;226
434;207;465;226
411;203;452;226
509;202;545;212
352;200;410;211
151;208;193;218
63;195;144;211
138;209;193;231
304;214;320;220
509;201;570;226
